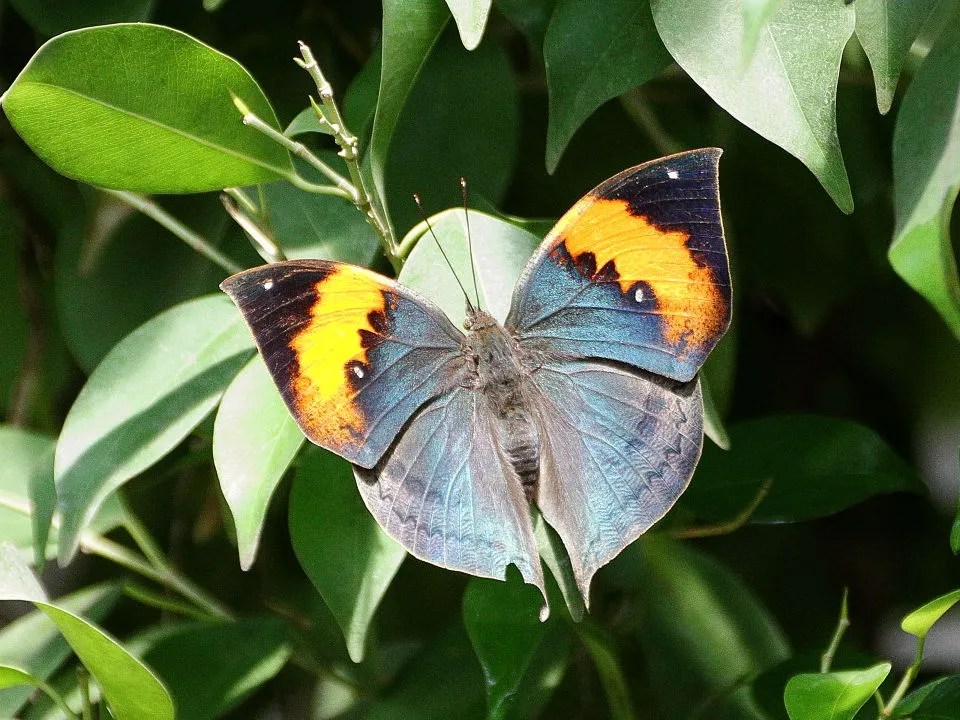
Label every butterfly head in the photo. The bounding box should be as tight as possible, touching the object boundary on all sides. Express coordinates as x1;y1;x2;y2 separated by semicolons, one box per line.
463;305;498;332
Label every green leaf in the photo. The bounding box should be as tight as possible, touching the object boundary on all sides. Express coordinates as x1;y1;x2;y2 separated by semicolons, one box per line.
544;0;670;172
140;618;291;720
1;23;292;193
284;106;332;137
496;0;558;49
371;0;449;235
534;516;585;622
398;209;540;327
0;548;174;720
854;0;939;114
784;663;891;720
213;356;304;571
0;665;36;690
577;623;635;720
0;583;121;718
384;27;519;236
463;572;550;719
0;426;55;566
289;447;406;663
682;415;925;523
651;0;854;212
742;0;782;62
634;536;790;717
7;0;155;37
894;675;960;719
701;375;730;450
901;587;960;638
445;0;492;50
54;295;254;564
889;10;960;340
260;156;381;267
367;623;486;720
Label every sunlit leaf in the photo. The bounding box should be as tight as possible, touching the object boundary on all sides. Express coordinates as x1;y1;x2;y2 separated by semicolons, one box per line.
55;295;254;564
289;448;405;663
889;11;960;340
0;583;121;718
784;663;890;720
370;0;449;235
0;548;174;720
901;587;960;638
682;415;925;523
284;106;332;137
741;0;781;62
445;0;492;50
651;0;854;212
1;24;291;192
544;0;669;172
854;0;939;114
213;355;304;571
0;426;55;566
894;675;960;719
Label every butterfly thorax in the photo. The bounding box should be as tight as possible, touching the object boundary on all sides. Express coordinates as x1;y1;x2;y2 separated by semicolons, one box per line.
464;308;541;502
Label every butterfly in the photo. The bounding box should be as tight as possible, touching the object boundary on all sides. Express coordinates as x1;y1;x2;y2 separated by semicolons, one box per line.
221;148;731;608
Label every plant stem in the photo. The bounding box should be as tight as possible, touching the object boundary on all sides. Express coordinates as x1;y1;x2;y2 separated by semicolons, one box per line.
221;194;287;263
295;42;398;267
820;588;849;673
77;666;93;720
103;189;243;275
35;678;82;720
672;479;773;539
880;636;926;717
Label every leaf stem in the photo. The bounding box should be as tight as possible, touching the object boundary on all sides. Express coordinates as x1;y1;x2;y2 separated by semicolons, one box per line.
103;189;243;275
672;479;772;539
220;194;287;264
34;677;82;720
880;635;926;717
77;666;93;720
820;588;849;673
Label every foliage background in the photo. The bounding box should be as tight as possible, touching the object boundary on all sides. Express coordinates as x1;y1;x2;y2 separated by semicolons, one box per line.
0;0;958;718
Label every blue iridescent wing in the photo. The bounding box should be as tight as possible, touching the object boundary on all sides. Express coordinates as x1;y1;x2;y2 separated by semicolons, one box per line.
355;387;545;596
528;359;703;602
222;260;466;468
507;148;730;382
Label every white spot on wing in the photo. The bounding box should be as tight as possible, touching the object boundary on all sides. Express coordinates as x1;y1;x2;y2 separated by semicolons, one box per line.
667;169;679;179
353;366;364;379
262;280;274;290
635;287;644;302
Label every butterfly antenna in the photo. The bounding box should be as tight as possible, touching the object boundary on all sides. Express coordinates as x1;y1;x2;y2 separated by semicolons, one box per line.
461;177;481;309
413;194;476;313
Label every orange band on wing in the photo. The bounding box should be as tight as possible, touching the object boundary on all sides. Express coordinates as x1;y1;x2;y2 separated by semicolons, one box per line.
557;197;726;348
289;265;386;445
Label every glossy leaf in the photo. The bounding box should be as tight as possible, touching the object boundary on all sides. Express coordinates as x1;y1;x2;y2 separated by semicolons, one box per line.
370;0;449;234
682;415;925;523
463;573;549;719
0;583;121;718
901;587;960;638
854;0;938;113
1;24;292;193
0;548;174;720
544;0;669;172
260;155;381;267
0;665;36;689
635;537;790;717
289;447;406;663
784;663;890;720
742;0;781;62
0;426;55;566
445;0;492;50
7;0;155;37
398;209;540;326
651;0;854;212
889;10;960;340
384;28;519;236
55;295;254;564
894;675;960;719
577;623;635;720
140;618;291;720
213;355;304;571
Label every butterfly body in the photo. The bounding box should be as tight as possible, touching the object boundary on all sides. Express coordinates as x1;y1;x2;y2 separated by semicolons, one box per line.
222;148;731;607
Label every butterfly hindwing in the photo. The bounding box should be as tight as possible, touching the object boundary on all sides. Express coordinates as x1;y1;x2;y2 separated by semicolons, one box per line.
507;148;730;382
355;387;545;595
528;360;703;600
221;260;467;468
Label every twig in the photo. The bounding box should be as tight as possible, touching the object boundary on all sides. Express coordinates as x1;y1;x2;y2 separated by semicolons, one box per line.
820;588;849;673
672;479;773;539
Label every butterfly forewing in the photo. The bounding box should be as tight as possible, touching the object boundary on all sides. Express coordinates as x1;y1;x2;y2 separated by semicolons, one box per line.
221;260;467;468
507;148;731;382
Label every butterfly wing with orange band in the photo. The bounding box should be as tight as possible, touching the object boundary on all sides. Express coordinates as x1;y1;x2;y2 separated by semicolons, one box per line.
221;259;468;469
